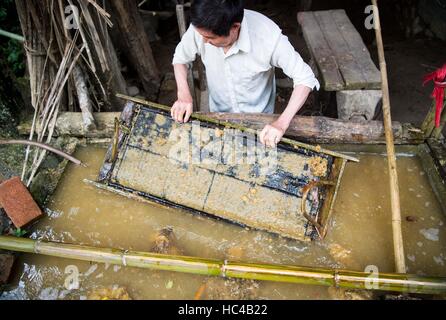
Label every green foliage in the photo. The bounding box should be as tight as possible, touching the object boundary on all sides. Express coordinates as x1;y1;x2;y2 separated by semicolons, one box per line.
0;102;16;137
0;0;25;75
12;228;28;238
3;40;24;74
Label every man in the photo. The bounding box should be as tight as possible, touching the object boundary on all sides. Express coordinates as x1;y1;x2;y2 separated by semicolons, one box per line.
171;0;319;147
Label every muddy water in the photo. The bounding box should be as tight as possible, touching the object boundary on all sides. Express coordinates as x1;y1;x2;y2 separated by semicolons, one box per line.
2;146;445;300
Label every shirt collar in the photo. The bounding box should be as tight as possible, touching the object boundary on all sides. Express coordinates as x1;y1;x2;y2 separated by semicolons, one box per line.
235;13;251;53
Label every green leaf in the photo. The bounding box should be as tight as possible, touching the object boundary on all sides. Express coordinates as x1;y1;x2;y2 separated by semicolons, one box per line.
13;228;27;237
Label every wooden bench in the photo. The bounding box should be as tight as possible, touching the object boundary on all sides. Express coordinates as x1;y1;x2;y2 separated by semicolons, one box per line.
298;9;382;121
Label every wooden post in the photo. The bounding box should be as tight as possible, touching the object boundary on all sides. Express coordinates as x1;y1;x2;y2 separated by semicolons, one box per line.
176;3;199;111
109;0;160;99
421;102;437;138
431;103;446;139
300;0;313;11
372;0;406;274
72;65;96;131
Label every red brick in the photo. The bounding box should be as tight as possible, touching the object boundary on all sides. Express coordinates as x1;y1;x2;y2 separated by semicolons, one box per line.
0;176;43;228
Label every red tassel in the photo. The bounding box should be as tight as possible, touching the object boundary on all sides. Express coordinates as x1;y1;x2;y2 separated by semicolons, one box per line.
423;64;446;128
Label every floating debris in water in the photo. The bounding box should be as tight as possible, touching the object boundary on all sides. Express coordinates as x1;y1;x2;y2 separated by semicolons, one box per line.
113;265;121;272
200;278;259;300
150;227;182;255
38;287;60;300
407;255;416;262
87;286;131;300
68;207;80;218
166;280;174;289
226;246;245;260
433;256;445;266
406;216;418;222
419;228;440;242
327;287;374;300
327;243;359;269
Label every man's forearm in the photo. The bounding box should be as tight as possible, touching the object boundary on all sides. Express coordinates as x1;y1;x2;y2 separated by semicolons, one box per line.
275;84;311;130
173;63;192;100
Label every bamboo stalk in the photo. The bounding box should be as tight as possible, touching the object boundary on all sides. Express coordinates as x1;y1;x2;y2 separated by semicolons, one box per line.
0;28;25;42
372;0;406;274
0;236;444;295
115;94;360;163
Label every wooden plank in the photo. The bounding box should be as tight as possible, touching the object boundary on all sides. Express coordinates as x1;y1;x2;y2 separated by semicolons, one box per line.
314;10;367;90
418;142;446;215
297;12;344;91
318;158;346;238
427;138;446;183
331;10;381;89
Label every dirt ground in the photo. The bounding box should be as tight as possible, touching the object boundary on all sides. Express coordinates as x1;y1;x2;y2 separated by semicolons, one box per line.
150;0;446;131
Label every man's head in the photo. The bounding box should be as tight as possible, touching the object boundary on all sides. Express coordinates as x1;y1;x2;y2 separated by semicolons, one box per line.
191;0;244;48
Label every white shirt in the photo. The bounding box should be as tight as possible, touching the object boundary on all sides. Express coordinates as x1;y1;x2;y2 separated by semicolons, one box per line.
172;9;320;114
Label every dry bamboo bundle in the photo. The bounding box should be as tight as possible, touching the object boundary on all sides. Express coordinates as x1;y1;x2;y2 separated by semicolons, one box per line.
14;0;128;186
0;236;445;295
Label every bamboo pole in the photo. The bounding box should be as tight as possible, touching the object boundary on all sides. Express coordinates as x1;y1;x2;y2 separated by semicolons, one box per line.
0;28;25;42
0;236;444;295
371;0;406;274
115;94;360;163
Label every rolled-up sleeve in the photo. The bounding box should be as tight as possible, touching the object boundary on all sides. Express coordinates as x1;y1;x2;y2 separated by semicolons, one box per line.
271;34;320;91
172;25;199;65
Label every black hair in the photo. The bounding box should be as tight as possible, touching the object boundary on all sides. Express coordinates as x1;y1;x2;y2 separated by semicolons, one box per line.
191;0;245;36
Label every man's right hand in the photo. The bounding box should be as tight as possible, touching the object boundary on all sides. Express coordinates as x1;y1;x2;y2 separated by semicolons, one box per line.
171;95;193;123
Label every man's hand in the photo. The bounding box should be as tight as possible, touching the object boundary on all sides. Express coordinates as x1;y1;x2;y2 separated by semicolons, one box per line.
172;63;193;123
171;95;193;123
259;119;289;148
259;85;311;148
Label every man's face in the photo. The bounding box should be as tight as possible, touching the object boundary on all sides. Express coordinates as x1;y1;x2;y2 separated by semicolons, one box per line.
195;23;241;48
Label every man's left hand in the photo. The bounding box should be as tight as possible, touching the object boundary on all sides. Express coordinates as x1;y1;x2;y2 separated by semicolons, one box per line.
259;120;289;148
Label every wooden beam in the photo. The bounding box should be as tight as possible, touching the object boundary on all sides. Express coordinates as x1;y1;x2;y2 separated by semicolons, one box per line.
176;4;199;112
17;112;424;145
109;0;160;98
